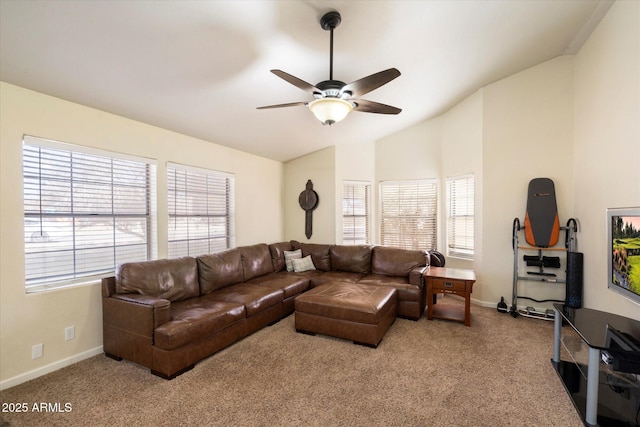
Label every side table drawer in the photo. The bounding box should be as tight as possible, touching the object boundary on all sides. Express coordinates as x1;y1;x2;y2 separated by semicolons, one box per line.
431;278;466;292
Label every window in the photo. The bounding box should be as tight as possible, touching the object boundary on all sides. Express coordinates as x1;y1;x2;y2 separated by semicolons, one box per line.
167;163;235;258
446;174;474;259
379;180;437;250
22;136;155;291
342;181;370;245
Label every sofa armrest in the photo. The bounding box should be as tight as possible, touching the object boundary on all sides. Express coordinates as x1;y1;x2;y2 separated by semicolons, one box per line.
409;266;428;288
113;294;172;329
102;277;172;335
111;294;171;331
102;276;117;297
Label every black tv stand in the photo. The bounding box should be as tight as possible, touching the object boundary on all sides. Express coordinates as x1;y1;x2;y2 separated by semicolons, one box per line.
552;304;640;426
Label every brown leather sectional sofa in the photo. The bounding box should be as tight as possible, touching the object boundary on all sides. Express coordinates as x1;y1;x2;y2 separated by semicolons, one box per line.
102;241;441;379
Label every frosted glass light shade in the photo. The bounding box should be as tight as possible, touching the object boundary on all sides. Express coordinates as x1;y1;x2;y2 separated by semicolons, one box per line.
308;98;353;125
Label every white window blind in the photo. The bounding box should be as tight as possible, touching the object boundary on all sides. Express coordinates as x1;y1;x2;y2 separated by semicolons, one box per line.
22;136;155;291
446;174;474;259
380;180;437;251
167;163;235;258
342;181;370;245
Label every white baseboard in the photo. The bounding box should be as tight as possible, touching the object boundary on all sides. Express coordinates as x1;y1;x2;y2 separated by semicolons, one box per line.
472;297;497;308
0;346;103;391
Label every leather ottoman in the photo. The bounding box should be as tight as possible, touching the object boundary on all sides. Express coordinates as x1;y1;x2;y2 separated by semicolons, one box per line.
294;282;397;348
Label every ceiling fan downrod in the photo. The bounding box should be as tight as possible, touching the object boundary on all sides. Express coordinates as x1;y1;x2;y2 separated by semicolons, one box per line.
320;11;341;82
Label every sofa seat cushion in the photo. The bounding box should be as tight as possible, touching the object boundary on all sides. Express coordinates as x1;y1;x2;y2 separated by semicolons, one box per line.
288;269;323;280
211;283;283;317
358;275;421;301
154;296;245;351
310;271;365;287
295;282;397;325
246;272;310;299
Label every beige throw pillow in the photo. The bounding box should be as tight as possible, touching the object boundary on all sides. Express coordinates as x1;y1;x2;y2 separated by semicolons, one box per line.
292;255;316;273
284;249;302;272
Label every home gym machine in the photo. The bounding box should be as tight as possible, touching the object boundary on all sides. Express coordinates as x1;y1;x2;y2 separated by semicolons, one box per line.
509;178;582;320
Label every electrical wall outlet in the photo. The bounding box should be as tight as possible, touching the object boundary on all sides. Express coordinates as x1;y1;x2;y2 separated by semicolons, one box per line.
64;325;75;341
32;343;43;359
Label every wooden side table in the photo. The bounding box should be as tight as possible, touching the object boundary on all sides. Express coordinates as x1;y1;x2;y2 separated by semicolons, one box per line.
424;267;476;326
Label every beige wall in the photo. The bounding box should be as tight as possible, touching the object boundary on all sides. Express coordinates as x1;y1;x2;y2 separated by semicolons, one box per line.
440;90;484;295
482;55;575;310
573;0;640;320
375;119;442;182
0;83;284;387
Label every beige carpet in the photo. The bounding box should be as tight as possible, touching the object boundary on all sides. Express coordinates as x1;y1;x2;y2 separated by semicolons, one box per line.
0;295;583;426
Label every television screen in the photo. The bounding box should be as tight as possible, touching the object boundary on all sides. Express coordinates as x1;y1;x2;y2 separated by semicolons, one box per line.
608;207;640;305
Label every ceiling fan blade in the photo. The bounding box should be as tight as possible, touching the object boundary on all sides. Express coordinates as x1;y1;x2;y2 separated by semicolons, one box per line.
341;68;401;98
352;99;402;115
256;101;308;110
270;70;321;94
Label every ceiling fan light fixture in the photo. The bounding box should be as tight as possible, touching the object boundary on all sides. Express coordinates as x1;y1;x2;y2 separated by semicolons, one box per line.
308;98;353;125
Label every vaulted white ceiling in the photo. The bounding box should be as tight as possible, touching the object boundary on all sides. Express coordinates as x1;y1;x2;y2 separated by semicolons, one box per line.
0;1;612;162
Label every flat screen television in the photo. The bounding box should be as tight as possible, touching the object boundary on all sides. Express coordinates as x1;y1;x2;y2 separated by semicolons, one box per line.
607;207;640;305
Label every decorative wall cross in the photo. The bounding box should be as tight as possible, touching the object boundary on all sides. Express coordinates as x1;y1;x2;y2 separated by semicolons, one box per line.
298;180;319;239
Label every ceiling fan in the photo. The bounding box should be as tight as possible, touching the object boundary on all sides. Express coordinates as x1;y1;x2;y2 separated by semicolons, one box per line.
257;10;402;125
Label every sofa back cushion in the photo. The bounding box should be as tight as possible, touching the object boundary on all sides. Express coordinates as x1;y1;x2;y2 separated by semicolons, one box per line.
269;241;293;272
371;246;428;277
239;243;274;281
196;249;243;295
116;257;199;302
330;245;372;274
299;243;332;272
